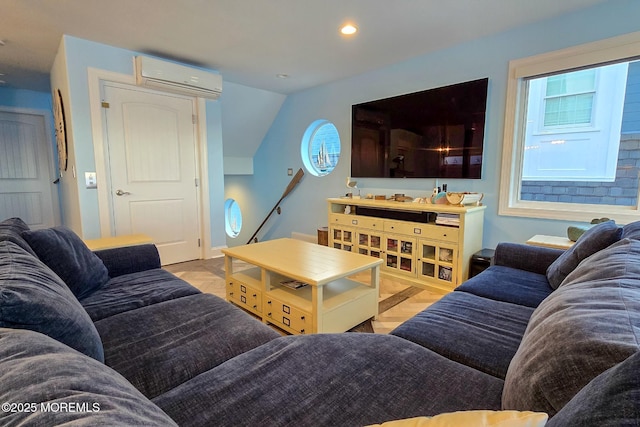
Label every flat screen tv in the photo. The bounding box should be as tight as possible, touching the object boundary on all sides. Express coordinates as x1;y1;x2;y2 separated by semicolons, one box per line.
351;78;488;179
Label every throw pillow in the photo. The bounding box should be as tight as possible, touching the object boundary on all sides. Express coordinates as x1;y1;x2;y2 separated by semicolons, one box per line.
545;220;621;289
503;238;640;416
22;226;109;299
0;217;36;256
621;220;640;240
367;411;548;427
0;241;104;362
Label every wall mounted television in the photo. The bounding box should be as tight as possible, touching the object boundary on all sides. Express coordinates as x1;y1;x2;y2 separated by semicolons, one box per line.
351;77;488;179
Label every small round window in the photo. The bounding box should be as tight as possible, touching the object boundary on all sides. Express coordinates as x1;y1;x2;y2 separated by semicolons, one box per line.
301;120;341;176
224;199;242;238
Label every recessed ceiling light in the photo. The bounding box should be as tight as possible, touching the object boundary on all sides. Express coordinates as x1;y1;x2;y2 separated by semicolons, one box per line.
340;24;358;35
276;73;289;79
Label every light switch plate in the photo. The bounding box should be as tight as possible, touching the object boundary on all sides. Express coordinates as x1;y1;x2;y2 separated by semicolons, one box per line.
85;172;97;189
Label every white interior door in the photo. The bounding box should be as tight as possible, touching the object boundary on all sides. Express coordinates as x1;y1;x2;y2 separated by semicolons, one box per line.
103;83;200;265
0;110;58;229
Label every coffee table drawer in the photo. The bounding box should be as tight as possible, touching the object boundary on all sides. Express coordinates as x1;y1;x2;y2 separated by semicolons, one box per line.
227;280;262;313
265;296;310;334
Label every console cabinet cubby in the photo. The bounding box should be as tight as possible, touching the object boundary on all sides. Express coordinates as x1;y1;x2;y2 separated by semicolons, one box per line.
327;198;485;293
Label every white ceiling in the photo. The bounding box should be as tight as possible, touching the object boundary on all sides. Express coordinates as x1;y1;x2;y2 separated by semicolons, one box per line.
1;0;608;94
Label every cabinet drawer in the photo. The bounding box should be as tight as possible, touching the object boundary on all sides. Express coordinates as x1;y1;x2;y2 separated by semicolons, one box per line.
330;213;358;227
265;297;310;334
421;224;459;243
227;281;262;313
353;216;383;230
331;214;382;230
384;221;458;242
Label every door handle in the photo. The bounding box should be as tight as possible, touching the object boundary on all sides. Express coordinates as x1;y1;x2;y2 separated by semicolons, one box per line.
115;189;131;196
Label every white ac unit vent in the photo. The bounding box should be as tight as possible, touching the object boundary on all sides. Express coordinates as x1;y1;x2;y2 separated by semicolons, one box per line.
135;56;222;99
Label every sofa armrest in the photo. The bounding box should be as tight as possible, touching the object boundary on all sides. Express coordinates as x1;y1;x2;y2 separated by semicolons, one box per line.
493;242;564;275
94;244;161;278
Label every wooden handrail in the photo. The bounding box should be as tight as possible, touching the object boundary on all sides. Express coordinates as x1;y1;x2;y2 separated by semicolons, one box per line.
247;168;305;244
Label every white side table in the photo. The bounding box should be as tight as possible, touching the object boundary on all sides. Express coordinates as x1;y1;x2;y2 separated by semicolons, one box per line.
526;234;574;250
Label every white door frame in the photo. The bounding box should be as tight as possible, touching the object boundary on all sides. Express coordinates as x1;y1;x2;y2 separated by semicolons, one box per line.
0;106;61;227
87;66;212;259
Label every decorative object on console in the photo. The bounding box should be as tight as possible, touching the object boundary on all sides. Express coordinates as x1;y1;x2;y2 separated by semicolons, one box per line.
391;195;414;202
446;192;484;206
346;177;360;198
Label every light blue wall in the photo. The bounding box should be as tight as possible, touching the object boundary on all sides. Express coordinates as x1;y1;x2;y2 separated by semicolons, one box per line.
0;88;52;111
226;0;640;248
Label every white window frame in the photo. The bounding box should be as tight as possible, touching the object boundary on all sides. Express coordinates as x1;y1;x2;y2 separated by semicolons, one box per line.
499;31;640;224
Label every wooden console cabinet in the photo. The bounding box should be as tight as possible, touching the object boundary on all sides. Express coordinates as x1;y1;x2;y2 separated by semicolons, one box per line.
328;198;485;293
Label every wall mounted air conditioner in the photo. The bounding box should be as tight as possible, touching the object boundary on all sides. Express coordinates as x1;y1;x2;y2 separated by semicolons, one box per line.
135;56;222;99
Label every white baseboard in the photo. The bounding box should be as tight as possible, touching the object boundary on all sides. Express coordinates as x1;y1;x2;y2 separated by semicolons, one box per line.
291;232;317;244
209;245;227;258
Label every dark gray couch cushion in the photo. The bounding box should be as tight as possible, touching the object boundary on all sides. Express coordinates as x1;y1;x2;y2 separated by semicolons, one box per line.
503;238;640;416
546;351;640;427
0;241;104;362
22;226;109;299
546;220;621;289
79;268;201;321
0;217;35;256
456;265;553;308
153;334;504;427
390;291;534;379
95;293;280;399
0;328;177;426
621;220;640;240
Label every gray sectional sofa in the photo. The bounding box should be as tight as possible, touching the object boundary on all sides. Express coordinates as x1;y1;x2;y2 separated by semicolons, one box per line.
0;216;639;426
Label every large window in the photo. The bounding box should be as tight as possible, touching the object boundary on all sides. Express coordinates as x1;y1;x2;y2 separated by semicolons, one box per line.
499;32;640;224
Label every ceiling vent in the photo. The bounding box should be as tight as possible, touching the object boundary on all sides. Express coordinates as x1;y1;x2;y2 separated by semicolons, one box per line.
135;56;222;99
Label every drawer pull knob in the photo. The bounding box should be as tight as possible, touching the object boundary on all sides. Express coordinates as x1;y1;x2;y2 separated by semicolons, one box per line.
301;316;305;320
252;293;257;297
229;292;234;296
267;312;272;317
253;305;257;309
300;329;305;334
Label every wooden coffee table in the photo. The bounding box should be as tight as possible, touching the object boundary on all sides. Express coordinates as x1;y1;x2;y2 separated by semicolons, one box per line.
222;238;382;334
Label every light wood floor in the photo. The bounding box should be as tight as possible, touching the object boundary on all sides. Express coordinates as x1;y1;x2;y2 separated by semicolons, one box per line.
165;258;443;334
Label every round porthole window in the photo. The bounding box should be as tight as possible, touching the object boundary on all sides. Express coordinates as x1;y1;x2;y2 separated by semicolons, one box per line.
224;198;242;238
301;120;341;176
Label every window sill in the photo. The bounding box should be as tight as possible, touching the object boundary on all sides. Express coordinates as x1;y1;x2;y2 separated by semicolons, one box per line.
498;199;640;224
